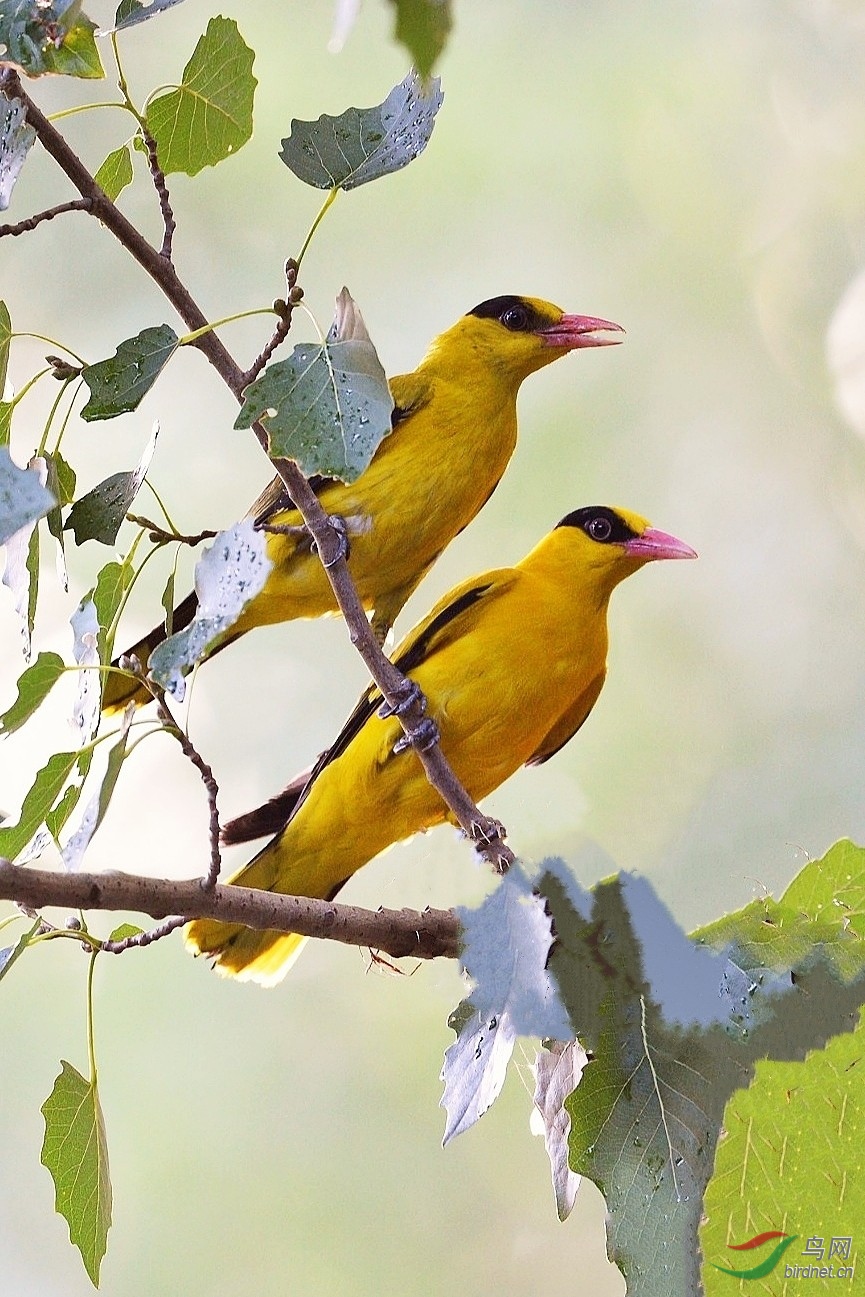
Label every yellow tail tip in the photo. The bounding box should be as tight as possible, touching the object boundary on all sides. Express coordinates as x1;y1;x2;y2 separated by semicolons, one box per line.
185;917;309;987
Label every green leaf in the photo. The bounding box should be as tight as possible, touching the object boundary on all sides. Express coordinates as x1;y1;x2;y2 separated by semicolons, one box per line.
145;17;256;176
0;918;42;982
389;0;452;79
280;68;443;191
107;922;143;942
93;144;133;202
0;651;66;736
0;91;35;210
81;327;177;421
44;757;91;841
45;450;77;584
148;519;272;699
0;748;81;860
0;446;56;546
91;559;135;662
41;1060;112;1286
235;288;393;482
0;302;10;398
113;0;187;30
66;424;159;547
0;400;12;448
160;566;176;635
0;296;10;440
0;2;104;79
529;849;865;1295
701;1008;864;1289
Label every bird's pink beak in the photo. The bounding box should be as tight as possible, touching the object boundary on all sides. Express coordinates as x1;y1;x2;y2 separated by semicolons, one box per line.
539;314;626;349
624;528;697;561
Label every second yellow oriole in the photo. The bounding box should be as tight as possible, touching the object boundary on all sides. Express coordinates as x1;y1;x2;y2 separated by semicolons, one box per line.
186;506;696;985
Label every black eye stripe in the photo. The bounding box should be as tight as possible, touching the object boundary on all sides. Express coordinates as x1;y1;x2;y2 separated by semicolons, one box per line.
468;296;547;332
555;507;639;544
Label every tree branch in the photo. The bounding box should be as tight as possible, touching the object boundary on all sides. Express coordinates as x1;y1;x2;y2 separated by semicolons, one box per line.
0;197;92;237
0;68;514;882
0;861;462;961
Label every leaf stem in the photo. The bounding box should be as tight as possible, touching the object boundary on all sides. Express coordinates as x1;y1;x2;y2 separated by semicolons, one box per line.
295;186;340;271
47;102;131;122
86;949;98;1083
179;308;277;347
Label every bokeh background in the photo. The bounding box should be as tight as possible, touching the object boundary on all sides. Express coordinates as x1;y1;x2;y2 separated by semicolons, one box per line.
3;1;865;1292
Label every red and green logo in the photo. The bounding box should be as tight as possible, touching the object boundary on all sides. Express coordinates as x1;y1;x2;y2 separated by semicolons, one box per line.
712;1231;798;1279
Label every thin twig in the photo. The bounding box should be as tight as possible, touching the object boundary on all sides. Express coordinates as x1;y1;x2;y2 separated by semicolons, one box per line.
102;914;186;954
0;860;462;961
139;124;175;259
0;197;92;237
1;68;515;882
240;307;294;388
126;513;219;546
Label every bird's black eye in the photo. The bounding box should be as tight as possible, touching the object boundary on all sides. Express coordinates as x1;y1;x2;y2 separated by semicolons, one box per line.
501;304;530;332
585;515;613;542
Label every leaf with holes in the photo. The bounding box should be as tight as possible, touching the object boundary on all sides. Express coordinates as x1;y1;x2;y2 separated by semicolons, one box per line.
145;17;256;176
235;288;393;481
41;1060;112;1286
2;458;44;660
148;519;272;700
113;0;187;29
0;447;55;546
0;91;35;210
441;866;570;1144
280;68;443;191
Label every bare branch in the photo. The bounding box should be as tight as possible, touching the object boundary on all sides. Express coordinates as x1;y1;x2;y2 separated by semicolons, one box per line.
0;861;462;961
0;198;92;237
125;513;220;546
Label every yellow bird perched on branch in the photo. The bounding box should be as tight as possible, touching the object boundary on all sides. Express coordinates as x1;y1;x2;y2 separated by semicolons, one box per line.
103;295;623;711
186;506;696;985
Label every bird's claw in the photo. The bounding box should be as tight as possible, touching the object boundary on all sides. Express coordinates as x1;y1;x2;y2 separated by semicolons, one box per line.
468;817;507;847
313;515;350;568
393;717;440;755
379;678;425;720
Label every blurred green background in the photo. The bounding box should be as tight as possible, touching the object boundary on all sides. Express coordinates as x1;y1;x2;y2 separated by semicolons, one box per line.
3;0;865;1292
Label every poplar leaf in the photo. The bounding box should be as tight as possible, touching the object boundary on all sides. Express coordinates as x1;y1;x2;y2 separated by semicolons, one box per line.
235;287;393;482
41;1061;112;1287
280;68;443;191
81;328;177;420
0;748;81;859
93;144;133;202
66;423;158;545
145;17;256;175
62;705;133;870
0;651;65;736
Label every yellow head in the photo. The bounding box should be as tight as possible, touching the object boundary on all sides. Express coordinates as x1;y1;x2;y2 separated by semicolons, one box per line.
530;505;697;602
423;294;624;383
